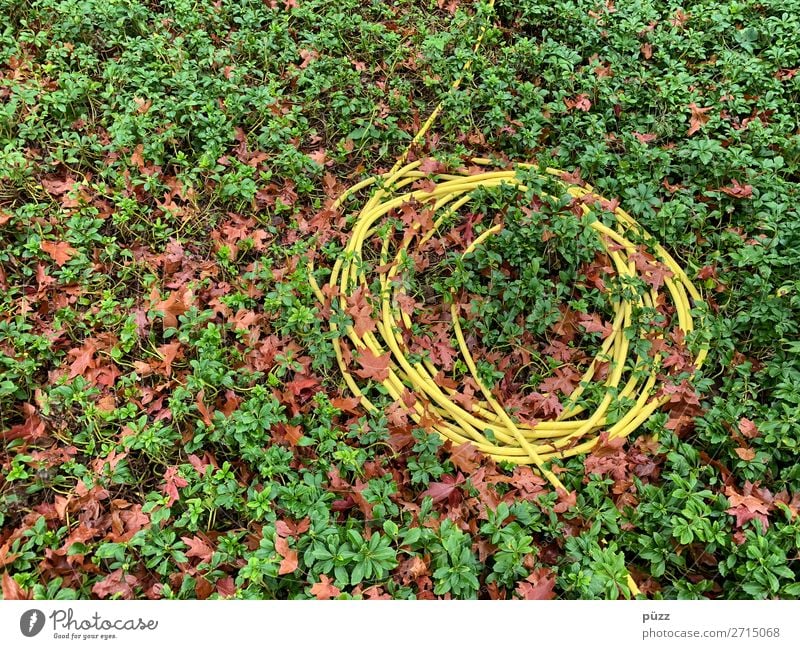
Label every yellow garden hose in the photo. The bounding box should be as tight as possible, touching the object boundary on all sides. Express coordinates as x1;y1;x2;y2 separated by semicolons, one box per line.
307;0;708;598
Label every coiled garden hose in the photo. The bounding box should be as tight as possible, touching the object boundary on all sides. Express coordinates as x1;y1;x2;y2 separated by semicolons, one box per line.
308;0;709;597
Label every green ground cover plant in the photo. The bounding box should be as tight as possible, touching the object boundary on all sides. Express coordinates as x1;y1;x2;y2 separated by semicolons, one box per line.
1;0;799;600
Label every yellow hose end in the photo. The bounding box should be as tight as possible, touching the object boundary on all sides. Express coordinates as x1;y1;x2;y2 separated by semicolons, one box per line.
627;572;642;598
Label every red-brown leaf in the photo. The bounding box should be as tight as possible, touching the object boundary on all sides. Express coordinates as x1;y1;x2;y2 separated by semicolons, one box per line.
308;148;329;166
67;341;97;378
41;177;76;196
720;179;753;199
41;240;77;266
216;576;236;597
275;536;298;575
633;131;656;144
182;535;214;563
739;418;759;439
725;484;770;529
2;572;30;599
161;465;188;507
330;396;361;412
130;144;145;169
553;489;577;513
134;97;152;114
420;473;465;504
564;94;591;112
631;250;674;291
539;366;580;396
276;518;310;538
398;555;429;584
418;157;446;174
449;442;482;474
354;348;391;382
578;312;614;338
687;102;712;136
157;342;182;377
91;569;138;599
516;567;556;600
195;389;214;427
310;574;341;600
188;453;210;476
282;423;304;447
152;287;192;329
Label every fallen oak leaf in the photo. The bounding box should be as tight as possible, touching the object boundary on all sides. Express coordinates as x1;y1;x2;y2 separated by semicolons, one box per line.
310;574;341;600
2;404;46;441
286;374;318;396
161;465;188;507
397;555;429;585
0;546;18;570
553;488;577;513
216;576;236;597
564;93;592;111
156;341;182;377
418;157;446;174
195;390;214;426
538;366;581;396
578;312;614;338
330;396;361;412
280;423;304;447
298;48;318;69
151;286;192;329
354;347;391;382
670;8;690;27
687;102;712;136
420;472;465;504
346;286;377;337
739;418;760;439
584;432;628;481
41;240;77;266
67;340;97;378
630;249;674;291
91;569;138;600
275;536;298;575
720;179;753;199
451;379;479;412
725;484;770;530
437;0;459;15
308;148;329;166
360;585;392;599
2;571;30;599
632;131;657;144
276;518;310;538
188;453;211;476
194;576;214;600
181;535;214;563
130;143;145;169
386;398;412;428
134;97;152;114
448;442;482;474
114;504;149;541
515;567;556;600
41;177;77;196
